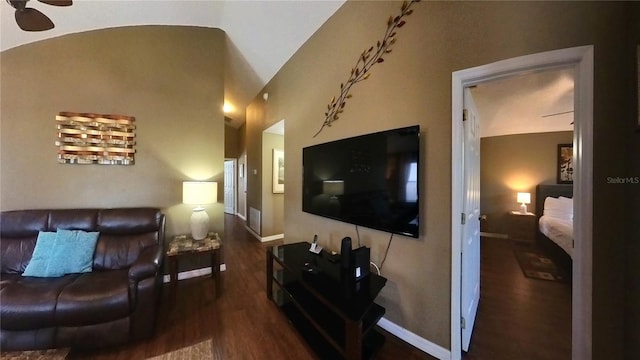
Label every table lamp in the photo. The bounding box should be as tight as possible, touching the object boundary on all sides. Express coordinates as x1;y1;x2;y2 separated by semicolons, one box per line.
183;181;217;240
517;192;531;214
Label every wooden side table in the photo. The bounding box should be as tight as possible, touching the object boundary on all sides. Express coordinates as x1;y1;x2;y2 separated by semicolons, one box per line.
166;232;222;303
507;211;537;243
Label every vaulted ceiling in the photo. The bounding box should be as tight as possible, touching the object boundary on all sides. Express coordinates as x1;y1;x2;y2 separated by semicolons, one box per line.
2;1;574;135
1;0;346;127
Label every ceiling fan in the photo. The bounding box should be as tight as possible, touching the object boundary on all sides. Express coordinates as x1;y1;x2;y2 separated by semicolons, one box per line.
541;110;575;125
6;0;72;32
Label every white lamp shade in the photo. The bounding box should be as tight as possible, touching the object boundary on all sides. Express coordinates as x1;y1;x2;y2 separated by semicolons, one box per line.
183;181;217;205
323;180;344;196
516;192;531;205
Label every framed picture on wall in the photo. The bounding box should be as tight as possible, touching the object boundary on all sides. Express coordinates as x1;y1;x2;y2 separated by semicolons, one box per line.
557;144;573;184
273;149;284;193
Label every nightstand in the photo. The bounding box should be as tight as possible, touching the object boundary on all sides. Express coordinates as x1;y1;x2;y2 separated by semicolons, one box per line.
507;211;537;243
166;233;222;303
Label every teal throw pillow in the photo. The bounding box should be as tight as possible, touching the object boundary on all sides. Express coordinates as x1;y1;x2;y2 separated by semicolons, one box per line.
22;229;99;278
53;229;99;275
22;231;57;277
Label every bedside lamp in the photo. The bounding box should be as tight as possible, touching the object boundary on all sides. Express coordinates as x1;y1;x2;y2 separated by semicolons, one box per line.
183;181;217;240
517;192;531;214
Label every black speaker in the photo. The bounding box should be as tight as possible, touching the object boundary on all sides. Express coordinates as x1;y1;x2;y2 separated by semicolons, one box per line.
352;246;370;281
340;237;352;269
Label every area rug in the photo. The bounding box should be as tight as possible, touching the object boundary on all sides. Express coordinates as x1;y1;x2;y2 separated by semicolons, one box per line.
513;245;568;282
146;339;213;360
0;348;69;360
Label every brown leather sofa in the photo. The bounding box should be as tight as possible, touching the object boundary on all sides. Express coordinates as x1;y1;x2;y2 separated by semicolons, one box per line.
0;208;165;351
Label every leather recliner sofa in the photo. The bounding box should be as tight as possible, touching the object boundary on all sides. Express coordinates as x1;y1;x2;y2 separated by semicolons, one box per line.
0;208;165;351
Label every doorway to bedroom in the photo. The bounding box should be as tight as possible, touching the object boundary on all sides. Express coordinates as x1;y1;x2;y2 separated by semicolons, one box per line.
465;69;574;359
451;46;593;360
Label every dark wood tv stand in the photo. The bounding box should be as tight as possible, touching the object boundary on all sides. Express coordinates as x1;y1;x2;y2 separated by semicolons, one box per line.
266;242;387;360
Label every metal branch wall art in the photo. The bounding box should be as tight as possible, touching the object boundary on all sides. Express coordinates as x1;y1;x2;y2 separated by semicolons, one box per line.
314;0;420;138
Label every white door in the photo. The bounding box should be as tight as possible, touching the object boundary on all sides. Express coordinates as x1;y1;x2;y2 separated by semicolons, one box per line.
224;160;236;215
461;87;481;351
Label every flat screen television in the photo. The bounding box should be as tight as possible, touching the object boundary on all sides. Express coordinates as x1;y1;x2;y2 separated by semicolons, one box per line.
302;125;420;238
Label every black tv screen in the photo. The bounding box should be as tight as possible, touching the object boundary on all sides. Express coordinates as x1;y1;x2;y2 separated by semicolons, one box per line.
302;125;420;238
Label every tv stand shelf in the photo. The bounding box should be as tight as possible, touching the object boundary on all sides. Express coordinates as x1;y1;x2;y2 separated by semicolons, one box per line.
267;242;387;360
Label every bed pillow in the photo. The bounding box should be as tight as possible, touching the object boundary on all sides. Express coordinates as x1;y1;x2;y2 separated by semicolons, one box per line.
543;196;573;221
22;229;99;277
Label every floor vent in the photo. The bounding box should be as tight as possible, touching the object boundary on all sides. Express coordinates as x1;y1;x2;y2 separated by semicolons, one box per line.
249;207;261;235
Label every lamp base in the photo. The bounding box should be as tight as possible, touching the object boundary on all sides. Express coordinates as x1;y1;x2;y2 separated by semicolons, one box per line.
190;207;209;240
520;203;528;214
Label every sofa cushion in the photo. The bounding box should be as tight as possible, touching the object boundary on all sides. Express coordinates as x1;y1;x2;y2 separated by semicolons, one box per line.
0;275;80;330
22;230;99;277
0;210;49;238
48;209;98;232
0;273;20;291
56;270;130;326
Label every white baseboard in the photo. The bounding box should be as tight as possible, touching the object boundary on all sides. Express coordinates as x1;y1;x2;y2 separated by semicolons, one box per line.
236;213;246;220
261;233;284;242
244;224;284;242
377;317;451;360
162;264;226;283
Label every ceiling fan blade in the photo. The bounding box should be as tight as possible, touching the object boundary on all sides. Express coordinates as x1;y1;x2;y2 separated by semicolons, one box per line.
38;0;72;6
15;8;54;31
541;110;574;118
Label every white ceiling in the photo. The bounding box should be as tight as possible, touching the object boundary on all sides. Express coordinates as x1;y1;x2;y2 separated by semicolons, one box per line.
264;119;285;135
471;68;575;138
1;0;345;127
2;1;574;134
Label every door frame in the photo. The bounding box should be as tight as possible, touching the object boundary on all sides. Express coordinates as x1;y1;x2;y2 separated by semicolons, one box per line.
450;46;593;360
224;158;237;215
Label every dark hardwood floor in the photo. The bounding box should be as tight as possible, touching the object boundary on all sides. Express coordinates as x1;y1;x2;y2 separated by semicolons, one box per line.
68;214;436;360
67;217;570;360
463;237;572;360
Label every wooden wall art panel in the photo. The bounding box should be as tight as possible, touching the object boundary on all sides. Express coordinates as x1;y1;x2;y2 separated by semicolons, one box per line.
55;112;136;165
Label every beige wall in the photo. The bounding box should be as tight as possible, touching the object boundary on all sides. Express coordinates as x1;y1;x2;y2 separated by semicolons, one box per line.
261;132;284;236
245;101;265;233
0;26;226;243
480;132;573;235
225;124;241;159
247;1;632;355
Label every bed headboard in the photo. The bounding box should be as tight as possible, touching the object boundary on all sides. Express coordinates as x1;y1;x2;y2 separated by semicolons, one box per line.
535;184;573;218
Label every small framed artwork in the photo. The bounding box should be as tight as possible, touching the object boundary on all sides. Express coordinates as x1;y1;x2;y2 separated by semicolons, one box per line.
557;144;573;184
272;149;284;193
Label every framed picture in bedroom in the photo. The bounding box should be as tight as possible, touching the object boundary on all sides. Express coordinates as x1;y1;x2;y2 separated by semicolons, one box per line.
557;144;573;184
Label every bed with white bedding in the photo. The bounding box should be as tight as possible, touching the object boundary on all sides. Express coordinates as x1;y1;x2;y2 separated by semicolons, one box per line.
535;184;573;273
539;214;573;257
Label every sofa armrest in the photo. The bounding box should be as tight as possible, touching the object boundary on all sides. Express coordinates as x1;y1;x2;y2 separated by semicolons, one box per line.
128;245;162;308
128;245;161;282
